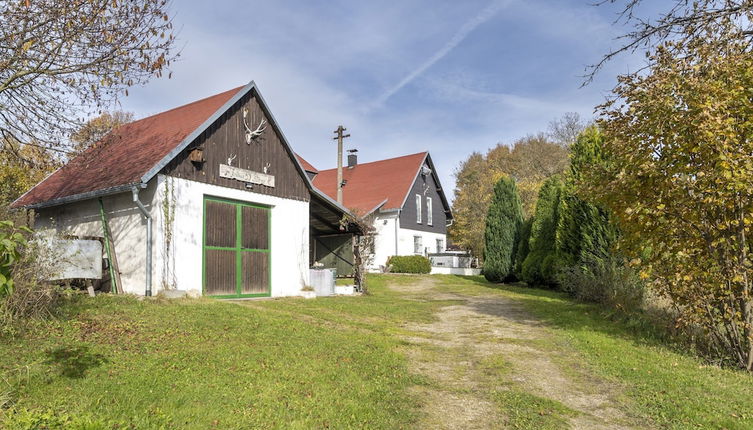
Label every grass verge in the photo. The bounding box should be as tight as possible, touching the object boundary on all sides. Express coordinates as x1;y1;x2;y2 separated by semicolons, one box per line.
0;276;447;429
437;275;753;429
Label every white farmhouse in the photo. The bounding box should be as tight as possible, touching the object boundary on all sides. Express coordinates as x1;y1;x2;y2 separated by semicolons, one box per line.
298;152;453;272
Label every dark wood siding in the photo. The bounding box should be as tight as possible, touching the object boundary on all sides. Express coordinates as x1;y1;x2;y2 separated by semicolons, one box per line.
241;252;269;294
399;162;448;234
205;200;236;247
204;249;236;295
203;197;271;298
241;205;268;250
162;90;309;202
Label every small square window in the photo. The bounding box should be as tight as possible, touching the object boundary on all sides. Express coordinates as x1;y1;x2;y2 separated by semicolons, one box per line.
414;235;423;254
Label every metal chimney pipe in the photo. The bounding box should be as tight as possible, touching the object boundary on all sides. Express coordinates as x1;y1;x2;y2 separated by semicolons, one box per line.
347;149;358;168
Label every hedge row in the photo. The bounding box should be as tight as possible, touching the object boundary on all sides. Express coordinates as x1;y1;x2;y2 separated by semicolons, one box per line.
387;255;431;274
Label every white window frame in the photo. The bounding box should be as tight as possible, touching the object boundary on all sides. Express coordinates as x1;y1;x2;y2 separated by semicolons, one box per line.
427;197;433;226
414;235;423;254
436;238;444;253
415;194;422;224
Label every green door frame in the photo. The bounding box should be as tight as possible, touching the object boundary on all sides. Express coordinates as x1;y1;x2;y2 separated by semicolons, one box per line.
202;195;272;298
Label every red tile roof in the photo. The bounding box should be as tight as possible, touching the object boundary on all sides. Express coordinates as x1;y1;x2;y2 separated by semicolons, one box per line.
312;152;428;214
13;86;244;208
295;154;318;173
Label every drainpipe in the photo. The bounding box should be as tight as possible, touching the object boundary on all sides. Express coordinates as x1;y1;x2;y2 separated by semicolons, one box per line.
394;209;400;256
132;186;153;297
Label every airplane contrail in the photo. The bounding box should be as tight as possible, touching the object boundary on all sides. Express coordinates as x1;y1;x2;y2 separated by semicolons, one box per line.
373;0;512;108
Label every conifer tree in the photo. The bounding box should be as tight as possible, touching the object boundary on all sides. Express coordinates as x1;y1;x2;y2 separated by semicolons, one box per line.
521;176;564;286
483;176;524;282
514;217;533;279
558;127;617;267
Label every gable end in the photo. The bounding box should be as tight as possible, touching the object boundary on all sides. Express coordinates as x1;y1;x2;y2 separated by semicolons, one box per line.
161;89;309;201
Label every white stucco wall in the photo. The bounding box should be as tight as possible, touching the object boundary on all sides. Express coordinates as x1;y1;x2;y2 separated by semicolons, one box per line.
165;175;309;297
369;212;398;270
35;180;158;295
367;211;448;271
36;175;310;297
397;227;447;257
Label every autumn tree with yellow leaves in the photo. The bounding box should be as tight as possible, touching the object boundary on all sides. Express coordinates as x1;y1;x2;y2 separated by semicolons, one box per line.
450;134;569;259
589;38;753;370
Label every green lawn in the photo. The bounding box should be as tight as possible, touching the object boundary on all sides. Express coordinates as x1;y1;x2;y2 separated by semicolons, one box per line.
431;275;753;429
0;276;452;429
1;275;752;429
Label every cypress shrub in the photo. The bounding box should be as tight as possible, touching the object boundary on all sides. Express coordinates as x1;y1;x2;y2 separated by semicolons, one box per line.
557;126;617;267
521;176;564;287
513;217;533;279
483;176;524;282
555;126;628;303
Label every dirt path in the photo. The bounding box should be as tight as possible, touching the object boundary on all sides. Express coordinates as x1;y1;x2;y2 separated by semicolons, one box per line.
393;277;644;429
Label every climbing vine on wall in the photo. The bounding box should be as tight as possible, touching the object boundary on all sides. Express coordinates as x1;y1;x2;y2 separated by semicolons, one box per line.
161;177;176;290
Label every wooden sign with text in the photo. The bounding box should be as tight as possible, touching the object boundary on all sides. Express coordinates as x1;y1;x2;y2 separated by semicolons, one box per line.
219;164;275;188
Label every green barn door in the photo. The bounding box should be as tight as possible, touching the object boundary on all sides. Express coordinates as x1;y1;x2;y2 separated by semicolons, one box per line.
203;197;271;298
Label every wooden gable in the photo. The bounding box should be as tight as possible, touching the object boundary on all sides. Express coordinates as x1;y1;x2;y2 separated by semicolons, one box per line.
162;89;310;202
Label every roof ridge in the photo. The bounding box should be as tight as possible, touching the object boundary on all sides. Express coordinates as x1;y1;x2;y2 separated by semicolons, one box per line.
316;151;427;173
127;85;244;125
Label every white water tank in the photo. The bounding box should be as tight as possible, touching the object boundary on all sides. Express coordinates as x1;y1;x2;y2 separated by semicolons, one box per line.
309;268;336;296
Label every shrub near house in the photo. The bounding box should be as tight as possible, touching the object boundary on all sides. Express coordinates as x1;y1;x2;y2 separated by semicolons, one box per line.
387;256;431;274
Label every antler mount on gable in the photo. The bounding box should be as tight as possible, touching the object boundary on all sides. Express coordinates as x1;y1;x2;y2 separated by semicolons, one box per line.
242;107;267;144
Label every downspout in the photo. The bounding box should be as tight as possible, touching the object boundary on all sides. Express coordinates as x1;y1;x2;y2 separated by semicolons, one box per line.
394;209;400;256
131;186;153;297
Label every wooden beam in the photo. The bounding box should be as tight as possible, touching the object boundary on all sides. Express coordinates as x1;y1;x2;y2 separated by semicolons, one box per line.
311;211;340;231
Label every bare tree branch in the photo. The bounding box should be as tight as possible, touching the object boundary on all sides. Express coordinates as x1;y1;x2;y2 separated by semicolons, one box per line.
0;0;177;153
587;0;753;84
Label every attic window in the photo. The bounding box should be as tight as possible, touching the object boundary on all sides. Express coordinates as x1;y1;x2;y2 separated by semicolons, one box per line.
416;194;422;224
427;197;433;226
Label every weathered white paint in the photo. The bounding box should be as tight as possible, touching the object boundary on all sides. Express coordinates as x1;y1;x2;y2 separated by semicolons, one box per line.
309;268;335;296
430;267;482;276
35;174;310;297
165;175;309;297
369;212;398;270
40;238;103;280
429;254;473;269
334;285;355;295
218;164;275;187
35;179;159;295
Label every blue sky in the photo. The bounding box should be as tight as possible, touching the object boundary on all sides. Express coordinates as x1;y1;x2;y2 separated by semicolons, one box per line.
120;0;663;198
